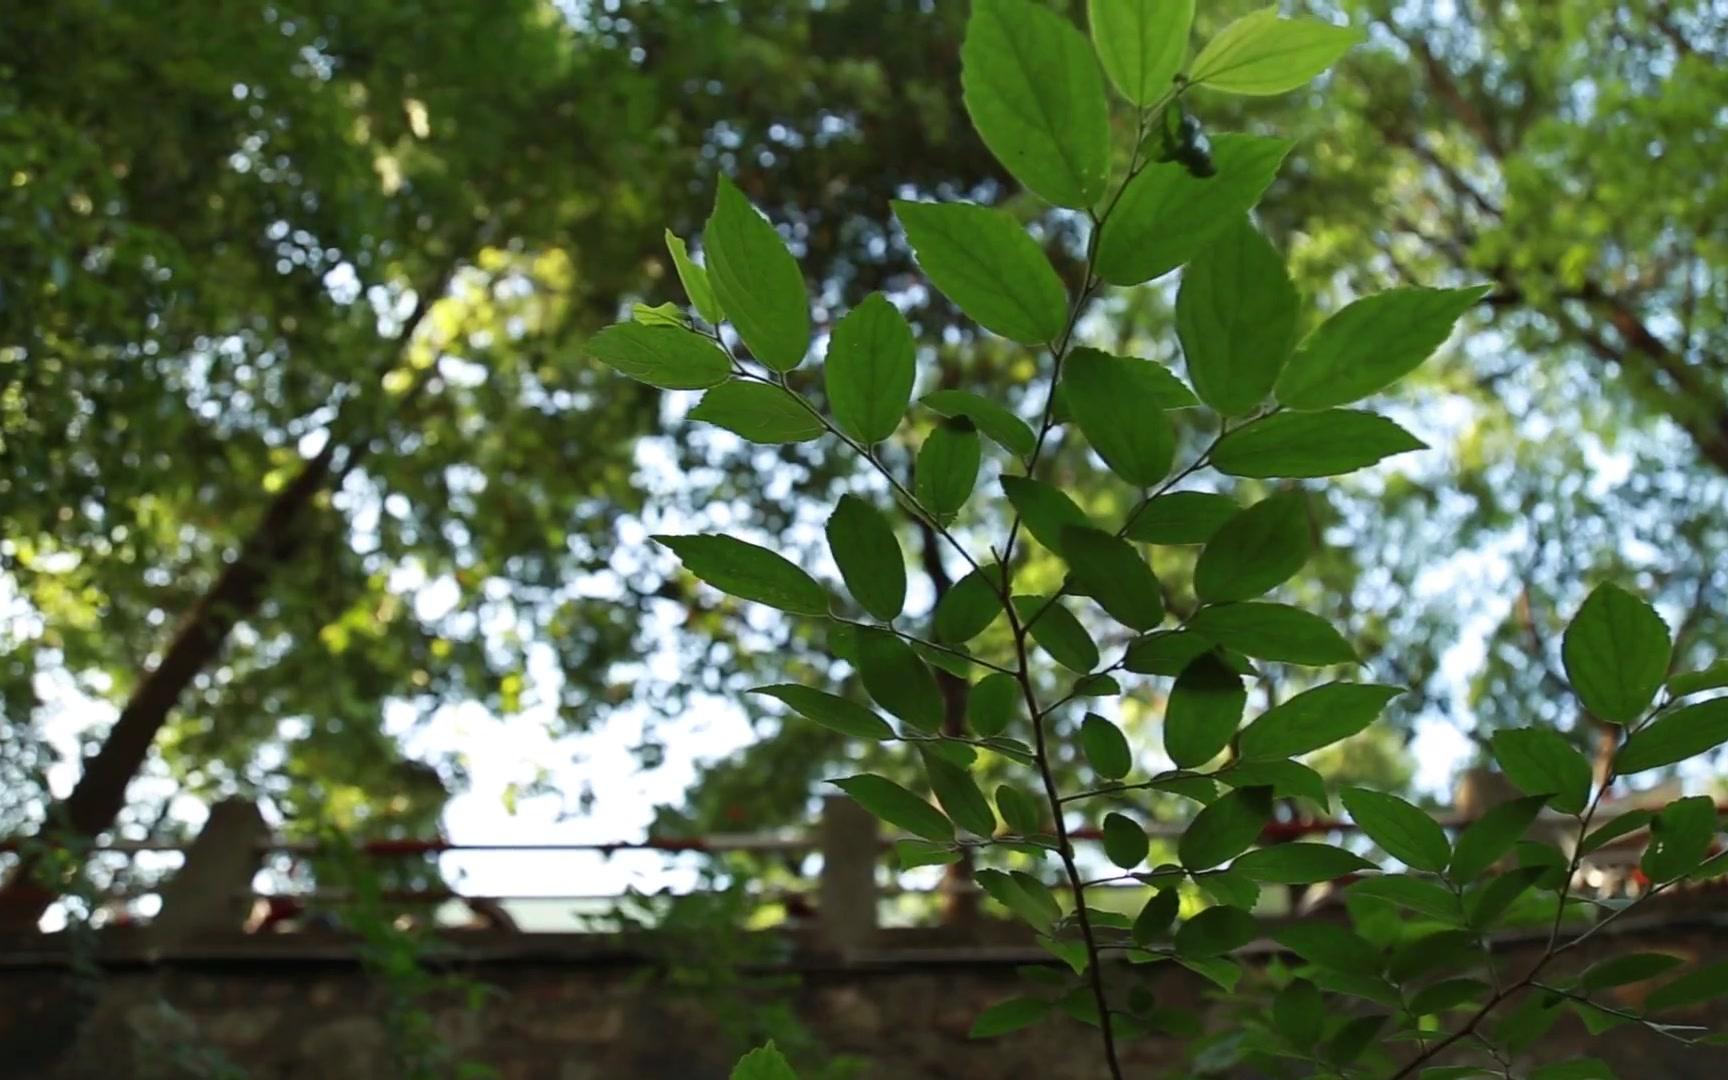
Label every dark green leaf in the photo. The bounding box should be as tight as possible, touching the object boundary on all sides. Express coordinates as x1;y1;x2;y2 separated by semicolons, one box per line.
826;495;905;622
749;685;894;740
1088;0;1193;106
1220;759;1330;810
829;774;952;842
1174;904;1258;957
1580;809;1654;854
1388;930;1479;982
1177;217;1298;415
1001;475;1095;556
1490;728;1593;815
1529;1061;1615;1080
1232;843;1375;884
1080;713;1133;780
1177;955;1243;991
1180;786;1273;870
1580;952;1686;992
896;839;962;869
826;293;915;444
1669;661;1728;698
1103;811;1150;869
894;199;1067;344
996;783;1043;835
1408;978;1488;1016
1132;887;1180;945
920;389;1036;457
1239;683;1402;760
1165;653;1246;768
1211;410;1427;478
1190;602;1357;666
969;997;1051;1038
655;534;828;615
1646;960;1728;1013
961;0;1110;208
969;672;1021;737
915;417;981;521
1274;285;1489;409
1189;9;1362;96
1272;922;1382;976
1464;865;1547;928
1564;583;1671;725
1615;699;1728;773
1124;491;1239;545
1096;134;1292;286
1124;630;1216;675
977;868;1059;930
1039;934;1091;975
1450;795;1548;882
1640;795;1716;882
854;627;944;732
922;750;997;838
1197;868;1260;910
1063;348;1180;485
1347;876;1462;922
1273;978;1323;1048
1014;595;1099;672
1341;787;1450;872
1194;491;1311;603
587;323;730;390
934;564;1006;644
1061;526;1164;631
706;176;809;371
689;381;824;443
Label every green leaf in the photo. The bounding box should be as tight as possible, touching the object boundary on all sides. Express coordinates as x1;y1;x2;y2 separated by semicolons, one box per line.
1211;410;1427;478
1239;683;1402;760
1174;904;1258;957
1640;795;1716;882
1646;960;1728;1013
1563;582;1672;724
1177;217;1298;415
826;293;915;444
749;685;894;741
854;628;944;733
977;868;1059;930
915;417;981;521
1463;865;1546;929
1580;952;1686;992
1080;713;1133;780
896;839;963;870
1096;134;1291;286
1132;887;1180;945
1408;978;1489;1016
665;230;723;325
920;390;1036;457
1124;629;1217;676
1274;285;1489;409
1088;0;1193;106
969;997;1051;1039
826;495;905;622
1233;843;1375;884
1529;1061;1615;1080
1348;876;1462;923
1001;476;1094;556
655;535;828;616
1103;811;1150;869
1615;698;1728;773
587;323;731;390
1388;930;1479;982
1273;978;1323;1048
1449;795;1548;883
1194;491;1310;603
689;381;823;443
922;750;997;838
1061;526;1164;631
996;783;1043;835
934;564;1006;644
632;301;686;328
730;1040;797;1080
1180;786;1273;870
1341;787;1450;872
1124;491;1239;545
1063;348;1179;485
1039;934;1091;975
1580;809;1655;854
1669;661;1728;698
1189;602;1357;666
1189;8;1361;96
1271;922;1382;976
1489;728;1593;815
706;176;809;372
961;0;1111;208
1220;759;1329;810
1165;653;1246;768
969;672;1021;737
1014;595;1099;672
829;774;953;842
1197;868;1260;910
895;199;1068;344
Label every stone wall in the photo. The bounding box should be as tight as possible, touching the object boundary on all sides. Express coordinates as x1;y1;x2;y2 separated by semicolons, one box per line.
4;919;1728;1079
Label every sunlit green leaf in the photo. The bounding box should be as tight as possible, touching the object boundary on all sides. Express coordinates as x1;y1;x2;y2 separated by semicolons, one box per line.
749;685;894;740
1088;0;1193;106
655;534;828;615
826;495;905;622
920;389;1036;457
1341;787;1449;872
1211;410;1426;478
587;322;731;390
1189;8;1362;96
1274;285;1489;409
1189;602;1357;666
829;774;952;842
1490;728;1593;815
1194;491;1310;602
895;199;1068;344
1061;526;1164;631
665;229;723;325
689;381;824;443
1177;217;1298;415
1124;491;1239;545
916;417;981;521
922;750;997;837
826;293;915;444
1239;683;1401;760
1563;582;1671;724
1615;699;1728;773
1063;348;1180;485
1080;712;1133;780
706;176;809;371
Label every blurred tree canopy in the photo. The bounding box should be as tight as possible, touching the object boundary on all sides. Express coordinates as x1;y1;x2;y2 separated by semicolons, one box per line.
2;0;1724;919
